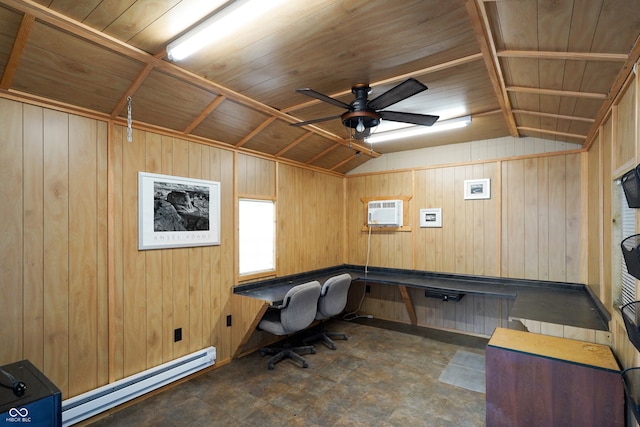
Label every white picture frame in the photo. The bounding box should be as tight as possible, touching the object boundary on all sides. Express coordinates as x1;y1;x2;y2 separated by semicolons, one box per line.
464;178;491;200
420;208;442;228
138;172;220;250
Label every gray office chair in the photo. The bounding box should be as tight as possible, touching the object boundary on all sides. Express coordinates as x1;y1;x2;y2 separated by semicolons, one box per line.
258;280;322;370
303;273;352;350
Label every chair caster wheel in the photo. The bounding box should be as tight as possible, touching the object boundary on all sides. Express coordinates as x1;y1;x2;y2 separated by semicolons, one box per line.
259;350;266;357
310;348;316;354
268;363;274;370
302;362;309;368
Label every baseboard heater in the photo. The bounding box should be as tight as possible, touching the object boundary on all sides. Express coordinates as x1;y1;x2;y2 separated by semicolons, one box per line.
61;346;215;426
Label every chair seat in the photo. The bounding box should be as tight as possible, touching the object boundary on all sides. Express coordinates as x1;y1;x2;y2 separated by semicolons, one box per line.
256;280;322;370
258;309;288;336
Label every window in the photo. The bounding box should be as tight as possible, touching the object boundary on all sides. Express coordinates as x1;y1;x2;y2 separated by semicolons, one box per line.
620;183;636;309
239;198;275;276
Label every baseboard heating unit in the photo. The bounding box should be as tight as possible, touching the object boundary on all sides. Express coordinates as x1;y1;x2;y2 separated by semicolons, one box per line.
61;346;215;426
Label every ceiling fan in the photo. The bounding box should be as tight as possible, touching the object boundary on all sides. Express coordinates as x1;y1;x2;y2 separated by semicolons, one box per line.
291;78;439;139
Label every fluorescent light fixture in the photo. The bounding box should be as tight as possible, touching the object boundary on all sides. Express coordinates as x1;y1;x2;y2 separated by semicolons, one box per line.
167;0;285;61
366;115;471;144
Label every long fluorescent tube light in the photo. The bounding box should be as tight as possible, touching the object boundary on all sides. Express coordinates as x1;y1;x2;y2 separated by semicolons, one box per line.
366;115;472;144
167;0;285;61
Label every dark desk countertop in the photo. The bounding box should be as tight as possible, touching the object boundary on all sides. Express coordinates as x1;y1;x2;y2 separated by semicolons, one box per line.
234;264;609;332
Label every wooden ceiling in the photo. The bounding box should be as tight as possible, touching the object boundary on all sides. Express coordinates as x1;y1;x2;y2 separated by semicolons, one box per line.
0;0;639;174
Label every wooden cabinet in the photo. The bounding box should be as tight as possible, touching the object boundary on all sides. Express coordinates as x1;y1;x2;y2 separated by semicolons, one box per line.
486;328;624;427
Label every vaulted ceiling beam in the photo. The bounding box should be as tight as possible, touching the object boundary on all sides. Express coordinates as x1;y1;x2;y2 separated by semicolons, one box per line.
506;86;607;99
512;109;595;123
274;132;312;157
518;126;586;140
236;117;276;148
183;95;226;134
0;13;34;90
465;0;519;138
497;50;628;62
306;144;340;165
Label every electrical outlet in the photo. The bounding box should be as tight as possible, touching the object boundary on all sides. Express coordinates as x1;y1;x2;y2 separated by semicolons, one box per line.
366;284;371;293
174;328;182;342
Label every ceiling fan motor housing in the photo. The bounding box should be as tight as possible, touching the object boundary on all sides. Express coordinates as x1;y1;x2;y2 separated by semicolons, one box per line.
342;84;381;130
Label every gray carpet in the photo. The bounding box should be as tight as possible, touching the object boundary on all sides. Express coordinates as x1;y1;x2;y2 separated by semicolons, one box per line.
439;349;486;393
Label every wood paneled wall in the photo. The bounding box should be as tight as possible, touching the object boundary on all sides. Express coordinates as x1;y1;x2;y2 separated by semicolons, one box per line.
346;153;582;283
414;163;499;276
501;154;582;282
0;95;348;399
345;153;582;332
0;99;108;397
600;71;640;378
348;283;513;336
277;164;344;275
109;125;235;382
345;171;414;269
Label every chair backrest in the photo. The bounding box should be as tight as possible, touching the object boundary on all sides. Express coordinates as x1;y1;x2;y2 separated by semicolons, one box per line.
280;281;322;333
317;273;352;319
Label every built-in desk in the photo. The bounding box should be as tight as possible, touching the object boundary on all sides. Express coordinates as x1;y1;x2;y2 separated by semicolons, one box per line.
233;265;610;355
486;327;623;426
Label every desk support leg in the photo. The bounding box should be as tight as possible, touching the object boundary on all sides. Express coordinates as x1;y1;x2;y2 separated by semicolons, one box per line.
233;303;269;358
399;285;417;326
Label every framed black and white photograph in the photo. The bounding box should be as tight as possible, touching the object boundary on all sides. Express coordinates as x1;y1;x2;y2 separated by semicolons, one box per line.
138;172;220;250
420;208;442;228
464;178;491;200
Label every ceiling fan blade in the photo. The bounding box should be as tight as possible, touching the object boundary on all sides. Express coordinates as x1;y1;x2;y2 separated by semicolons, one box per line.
295;88;351;109
368;78;428;110
290;114;343;127
379;111;439;126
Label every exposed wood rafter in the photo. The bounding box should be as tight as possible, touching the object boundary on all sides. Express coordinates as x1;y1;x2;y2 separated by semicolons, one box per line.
518;126;586;140
0;13;34;90
183;95;226;134
512;109;595;123
506;86;607;99
465;0;519;138
497;50;629;62
2;0;380;167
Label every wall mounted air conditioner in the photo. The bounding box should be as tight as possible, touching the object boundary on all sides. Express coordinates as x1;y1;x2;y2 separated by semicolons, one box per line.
368;200;403;227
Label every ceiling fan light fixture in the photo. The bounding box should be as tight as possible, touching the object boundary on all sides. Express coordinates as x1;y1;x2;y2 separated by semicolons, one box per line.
167;0;285;61
367;115;471;144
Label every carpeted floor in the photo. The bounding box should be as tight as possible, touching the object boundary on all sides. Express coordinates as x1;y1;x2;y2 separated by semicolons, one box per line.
89;319;488;426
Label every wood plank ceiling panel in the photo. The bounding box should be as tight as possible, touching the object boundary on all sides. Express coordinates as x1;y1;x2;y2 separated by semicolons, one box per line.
190;99;272;146
124;69;219;131
185;0;476;110
490;0;640;144
0;6;21;71
279;134;337;165
13;20;145;113
309;144;360;170
242;120;310;156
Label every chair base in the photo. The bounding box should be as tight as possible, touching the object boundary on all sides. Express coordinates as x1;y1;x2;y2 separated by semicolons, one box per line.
303;327;349;350
258;342;316;370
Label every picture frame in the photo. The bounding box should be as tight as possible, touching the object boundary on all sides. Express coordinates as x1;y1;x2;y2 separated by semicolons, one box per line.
138;172;220;250
464;178;491;200
420;208;442;228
